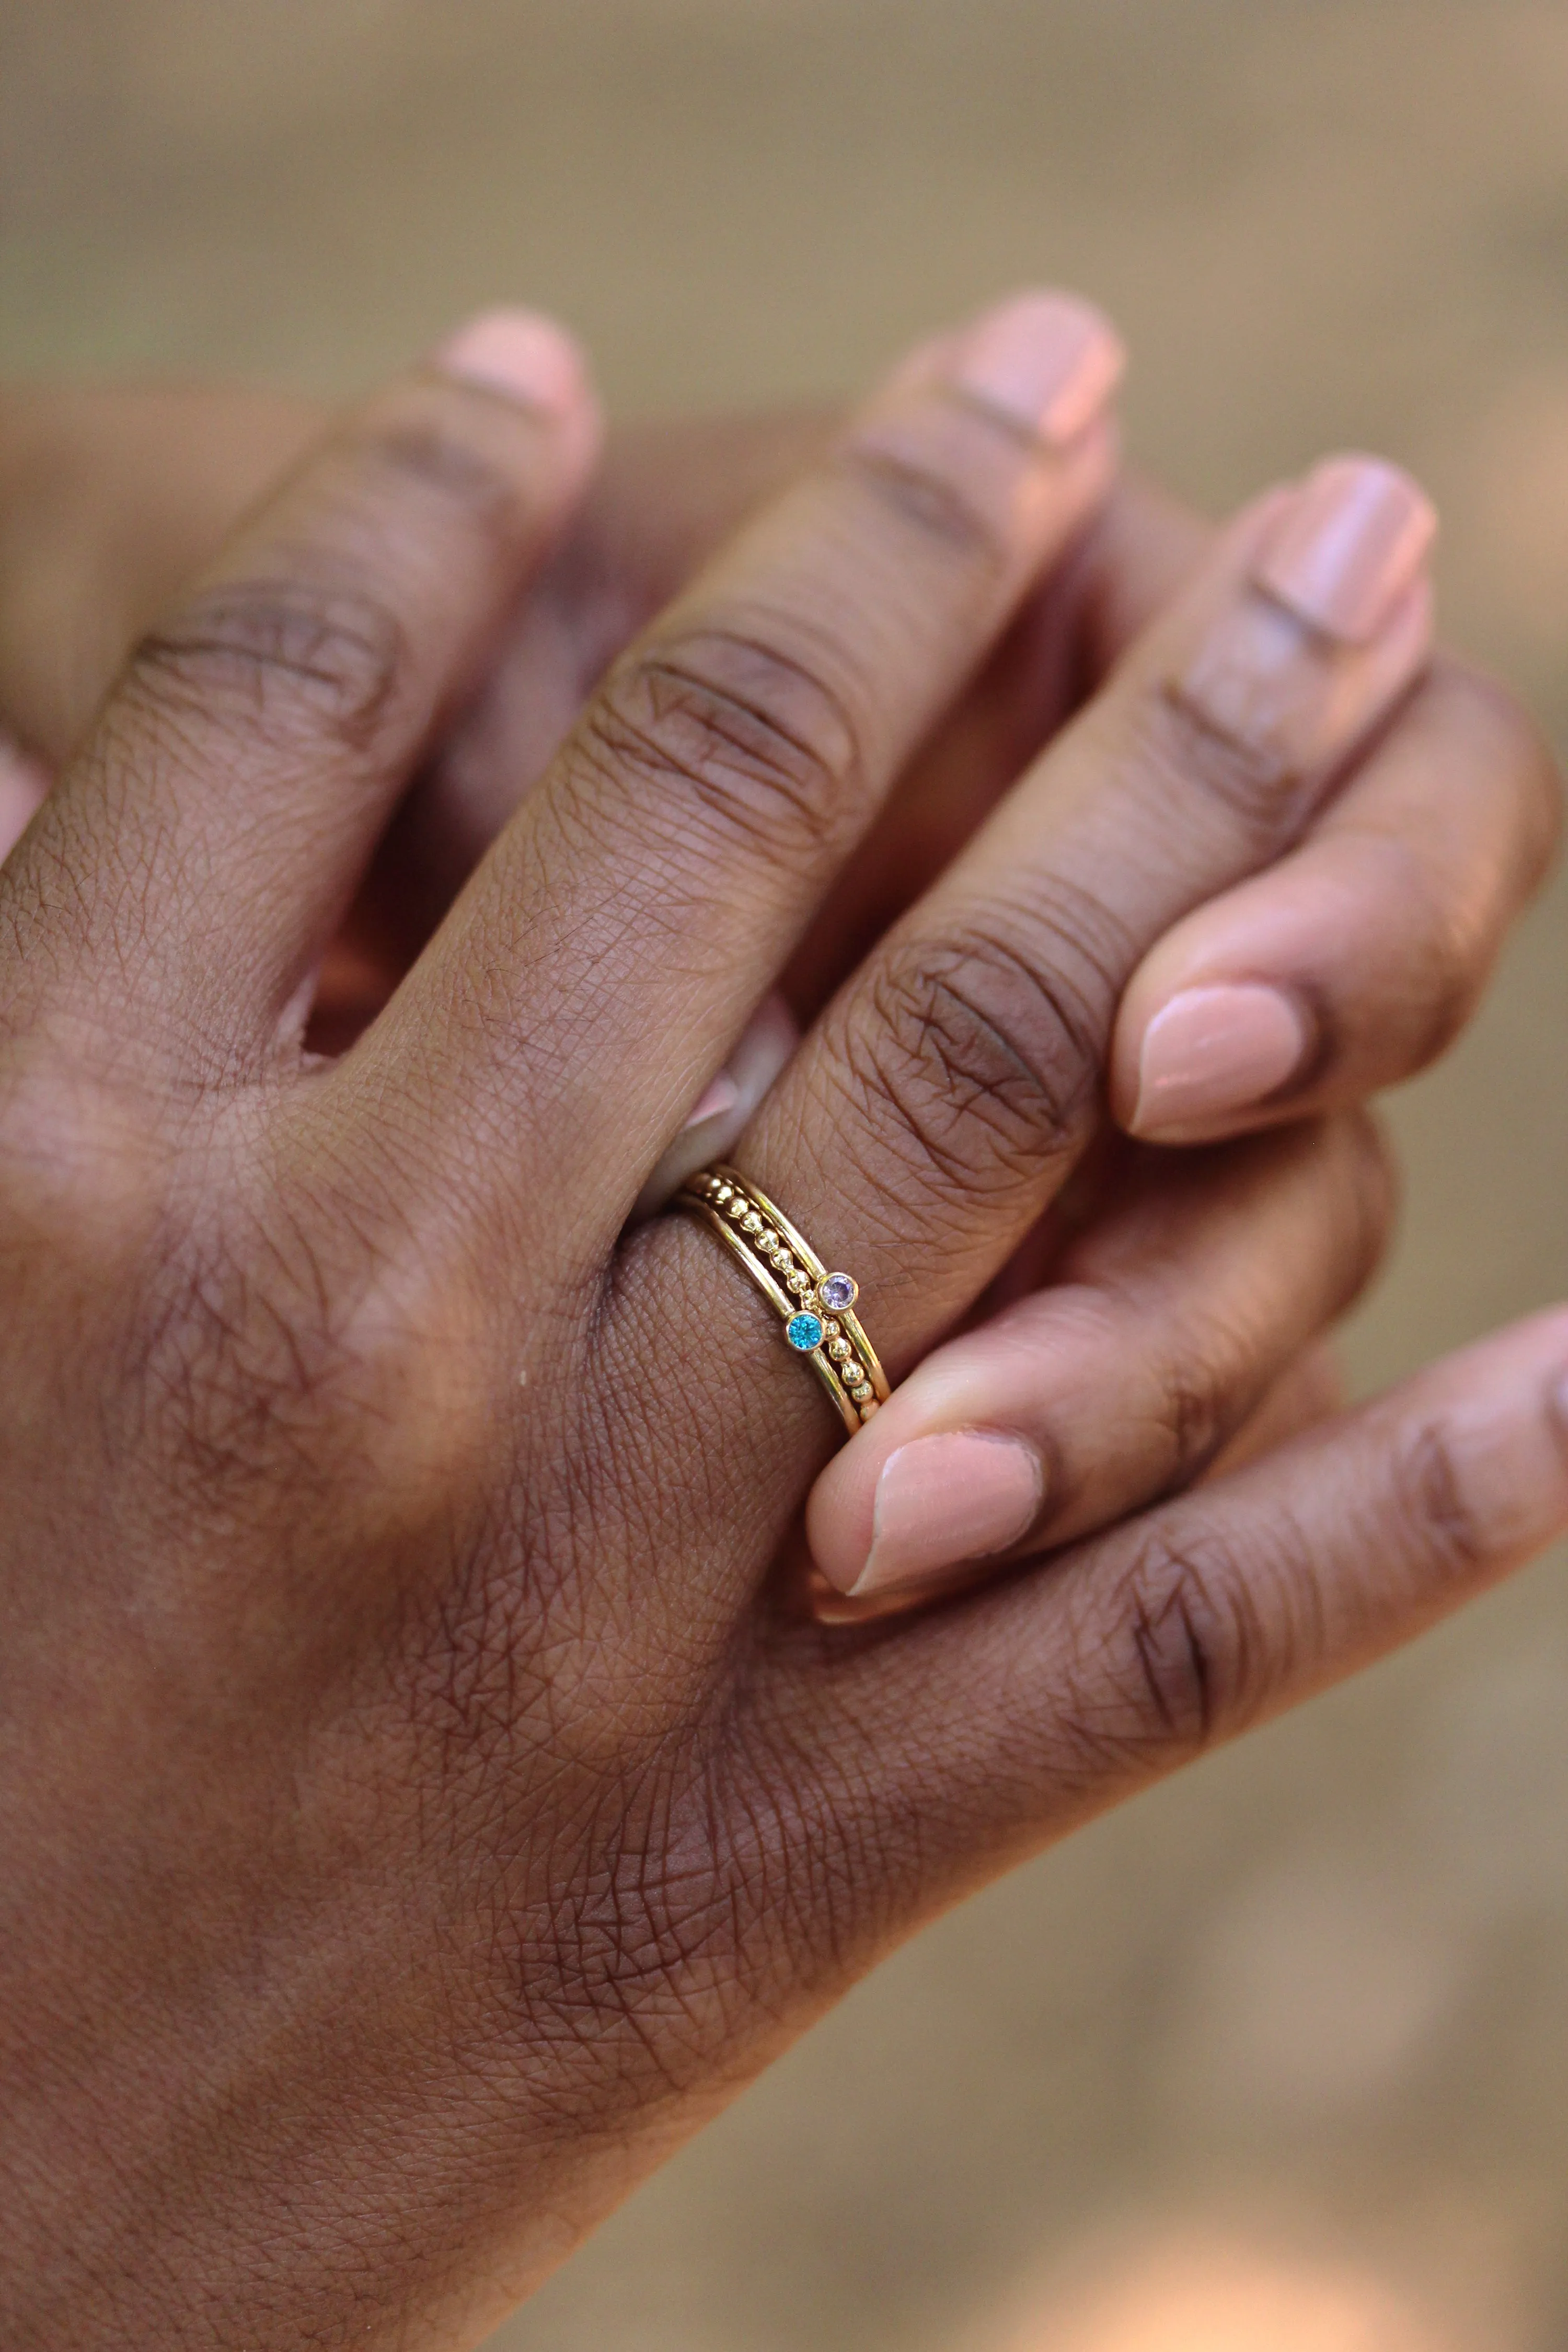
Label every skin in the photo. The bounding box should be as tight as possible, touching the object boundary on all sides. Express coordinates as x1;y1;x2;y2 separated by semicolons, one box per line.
0;301;1564;2348
0;364;1557;1565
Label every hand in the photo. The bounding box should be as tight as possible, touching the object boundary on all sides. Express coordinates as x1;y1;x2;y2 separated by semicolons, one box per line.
3;295;1565;2349
1;344;1555;1546
2;350;1542;1148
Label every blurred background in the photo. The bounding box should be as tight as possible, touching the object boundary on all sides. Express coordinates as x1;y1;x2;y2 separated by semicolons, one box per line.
3;3;1566;2346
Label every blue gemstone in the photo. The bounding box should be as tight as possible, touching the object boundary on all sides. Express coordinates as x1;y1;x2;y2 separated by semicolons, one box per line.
786;1312;825;1353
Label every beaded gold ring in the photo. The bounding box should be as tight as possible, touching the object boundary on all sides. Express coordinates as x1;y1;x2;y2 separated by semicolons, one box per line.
674;1165;890;1434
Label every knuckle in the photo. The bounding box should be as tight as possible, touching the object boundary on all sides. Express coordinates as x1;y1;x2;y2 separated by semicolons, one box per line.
835;429;1016;574
120;1152;439;1514
1150;1350;1231;1491
0;1059;168;1339
574;622;866;869
836;905;1116;1205
126;572;407;755
362;415;537;553
1093;1525;1265;1762
136;1218;356;1496
1391;1417;1495;1579
0;1094;370;1515
1133;676;1304;850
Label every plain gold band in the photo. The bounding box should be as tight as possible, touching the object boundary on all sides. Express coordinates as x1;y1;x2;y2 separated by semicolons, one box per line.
674;1165;890;1435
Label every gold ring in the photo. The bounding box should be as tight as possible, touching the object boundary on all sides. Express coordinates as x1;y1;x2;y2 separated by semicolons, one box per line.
674;1164;891;1434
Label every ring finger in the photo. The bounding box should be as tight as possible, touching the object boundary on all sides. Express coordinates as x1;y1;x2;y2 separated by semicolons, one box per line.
621;454;1435;1498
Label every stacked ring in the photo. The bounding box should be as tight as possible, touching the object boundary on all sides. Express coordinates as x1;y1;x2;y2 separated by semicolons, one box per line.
674;1165;891;1434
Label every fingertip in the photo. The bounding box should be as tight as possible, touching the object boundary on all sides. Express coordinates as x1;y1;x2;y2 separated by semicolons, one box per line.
881;288;1127;451
808;1391;1049;1605
947;289;1127;445
432;306;590;411
1254;453;1437;645
1123;982;1314;1143
848;1429;1044;1600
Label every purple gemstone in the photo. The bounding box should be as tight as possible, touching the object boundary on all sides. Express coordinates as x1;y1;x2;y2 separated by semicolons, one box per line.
818;1272;858;1313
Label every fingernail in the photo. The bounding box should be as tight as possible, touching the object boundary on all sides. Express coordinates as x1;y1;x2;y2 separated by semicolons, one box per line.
683;1072;741;1132
432;306;586;413
949;292;1126;446
846;1431;1044;1600
1254;456;1436;644
1131;984;1311;1139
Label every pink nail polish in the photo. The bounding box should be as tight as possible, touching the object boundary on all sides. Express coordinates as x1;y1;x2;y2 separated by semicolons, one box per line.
432;307;586;413
949;292;1126;446
0;732;50;862
1254;456;1436;644
848;1430;1044;1599
1131;984;1310;1139
682;1073;741;1132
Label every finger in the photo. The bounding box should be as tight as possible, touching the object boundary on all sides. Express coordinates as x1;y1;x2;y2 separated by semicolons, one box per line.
351;292;1126;1247
1;312;601;1073
774;466;1217;1022
1113;658;1563;1142
804;1112;1392;1603
769;1306;1568;1962
0;379;1208;981
631;453;1435;1494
